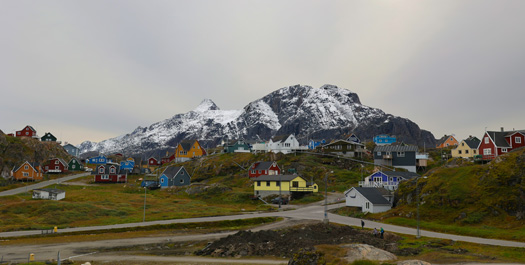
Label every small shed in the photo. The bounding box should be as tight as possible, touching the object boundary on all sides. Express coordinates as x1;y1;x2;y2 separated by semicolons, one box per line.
32;188;65;201
344;187;391;213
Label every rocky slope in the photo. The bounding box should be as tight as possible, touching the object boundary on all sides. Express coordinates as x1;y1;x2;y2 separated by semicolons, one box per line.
79;84;436;156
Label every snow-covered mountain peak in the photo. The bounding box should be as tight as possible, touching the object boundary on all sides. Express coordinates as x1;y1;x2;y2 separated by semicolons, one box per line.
193;99;220;113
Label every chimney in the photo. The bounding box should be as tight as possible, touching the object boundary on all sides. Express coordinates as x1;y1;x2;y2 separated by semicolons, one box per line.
501;127;504;132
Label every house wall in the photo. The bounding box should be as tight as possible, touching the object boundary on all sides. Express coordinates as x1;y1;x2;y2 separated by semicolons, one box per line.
94;174;127;183
68;160;83;171
374;151;417;172
254;180;291;197
43;159;68;173
345;189;391;213
16;126;36;138
451;141;478;158
13;163;43;181
249;163;281;178
507;133;525;149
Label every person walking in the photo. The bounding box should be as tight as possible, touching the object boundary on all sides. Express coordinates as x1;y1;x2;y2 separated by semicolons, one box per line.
373;228;378;237
361;220;365;229
380;227;384;239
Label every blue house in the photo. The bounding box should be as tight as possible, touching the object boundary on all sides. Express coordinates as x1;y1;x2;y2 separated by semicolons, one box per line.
159;166;191;188
86;155;108;164
120;158;135;171
308;139;326;150
373;134;396;146
359;170;419;191
63;144;80;157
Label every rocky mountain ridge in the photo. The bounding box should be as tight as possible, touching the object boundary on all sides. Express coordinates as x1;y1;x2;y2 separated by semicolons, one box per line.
78;84;436;156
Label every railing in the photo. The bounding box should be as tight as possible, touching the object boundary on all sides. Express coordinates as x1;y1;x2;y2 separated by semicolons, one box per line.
359;181;399;189
290;187;315;192
383;155;392;159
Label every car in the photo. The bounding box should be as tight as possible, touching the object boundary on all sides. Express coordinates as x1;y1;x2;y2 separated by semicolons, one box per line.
141;180;160;190
84;167;93;172
271;196;289;205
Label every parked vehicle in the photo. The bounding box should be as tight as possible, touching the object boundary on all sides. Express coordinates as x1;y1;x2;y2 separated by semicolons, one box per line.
141;180;160;190
271;196;289;205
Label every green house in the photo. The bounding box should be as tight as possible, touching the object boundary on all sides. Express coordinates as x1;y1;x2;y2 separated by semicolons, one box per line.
224;140;251;153
68;158;84;171
41;132;57;142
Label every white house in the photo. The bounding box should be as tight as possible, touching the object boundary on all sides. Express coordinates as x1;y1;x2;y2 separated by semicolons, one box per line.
265;134;307;154
32;188;66;201
344;187;391;213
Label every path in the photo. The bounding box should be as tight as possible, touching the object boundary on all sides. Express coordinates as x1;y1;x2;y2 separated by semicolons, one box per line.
0;172;90;197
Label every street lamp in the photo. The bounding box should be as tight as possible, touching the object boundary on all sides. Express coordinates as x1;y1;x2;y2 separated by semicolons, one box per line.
416;176;427;238
324;171;333;224
278;174;282;210
143;187;147;222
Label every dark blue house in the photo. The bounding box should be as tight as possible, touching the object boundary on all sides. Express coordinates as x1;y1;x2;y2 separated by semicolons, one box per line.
86;155;108;164
373;145;418;173
159;166;191;188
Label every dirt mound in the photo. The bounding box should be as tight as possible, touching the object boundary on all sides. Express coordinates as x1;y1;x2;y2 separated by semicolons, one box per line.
195;222;401;259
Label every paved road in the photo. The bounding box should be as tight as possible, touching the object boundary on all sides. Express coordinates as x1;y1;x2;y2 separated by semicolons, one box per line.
0;172;90;197
1;202;524;248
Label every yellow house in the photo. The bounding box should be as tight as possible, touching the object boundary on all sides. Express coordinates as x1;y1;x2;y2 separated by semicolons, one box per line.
253;175;318;198
451;136;481;158
174;140;207;162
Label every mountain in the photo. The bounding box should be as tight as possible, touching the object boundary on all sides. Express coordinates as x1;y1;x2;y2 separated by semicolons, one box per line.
78;84;436;156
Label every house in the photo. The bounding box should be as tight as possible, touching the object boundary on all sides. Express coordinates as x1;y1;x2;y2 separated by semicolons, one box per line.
16;125;38;138
41;132;57;142
373;134;396;146
436;135;459;149
43;158;69;173
223;139;251;153
86;155;108;164
308;139;326;150
68;157;84;171
344;133;361;144
321;140;364;158
148;157;161;166
32;188;65;201
173;140;207;162
11;161;43;181
478;128;525;160
120;158;135;171
451;136;481;158
266;134;308;154
159;166;191;188
359;171;419;191
63;143;80;157
344;187;392;213
93;163;127;183
253;175;318;198
249;161;281;178
374;145;418;173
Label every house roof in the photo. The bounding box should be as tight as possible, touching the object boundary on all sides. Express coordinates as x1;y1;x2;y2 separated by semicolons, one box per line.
96;164;125;174
252;161;277;171
162;166;188;178
179;140;194;151
255;175;304;182
272;134;293;143
374;145;418;152
69;157;83;165
352;187;391;205
381;171;420;180
63;143;78;149
13;161;40;173
33;188;65;194
463;137;481;149
486;131;512;148
323;139;364;147
436;135;456;146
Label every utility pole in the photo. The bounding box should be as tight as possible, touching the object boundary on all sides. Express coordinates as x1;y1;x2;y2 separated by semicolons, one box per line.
324;171;332;224
416;176;427;238
143;187;147;222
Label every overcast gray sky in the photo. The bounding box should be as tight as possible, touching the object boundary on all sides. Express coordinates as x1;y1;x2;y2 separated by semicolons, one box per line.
1;0;524;145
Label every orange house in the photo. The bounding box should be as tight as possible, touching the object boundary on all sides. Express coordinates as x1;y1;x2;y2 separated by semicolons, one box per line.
11;161;44;181
436;135;459;149
174;140;207;162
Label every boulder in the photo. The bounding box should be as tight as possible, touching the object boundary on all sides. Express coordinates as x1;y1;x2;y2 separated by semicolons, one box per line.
342;244;397;262
397;260;431;265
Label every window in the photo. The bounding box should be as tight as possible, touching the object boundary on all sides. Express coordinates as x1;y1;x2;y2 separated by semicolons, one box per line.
461;143;465;147
99;167;105;174
24;165;29;170
276;181;280;187
23;172;29;177
377;152;381;156
516;137;522;144
292;181;299;188
101;175;109;180
251;170;255;174
458;150;462;154
110;167;115;174
484;149;492;155
465;150;469;154
257;181;261;186
55;166;59;170
373;177;382;182
502;148;508;153
485;137;489;144
365;202;370;209
473;150;477;154
161;178;164;183
180;179;184;184
55;160;59;164
266;181;271;186
397;152;405;157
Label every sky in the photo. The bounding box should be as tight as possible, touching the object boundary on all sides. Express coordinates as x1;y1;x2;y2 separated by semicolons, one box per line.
1;0;525;145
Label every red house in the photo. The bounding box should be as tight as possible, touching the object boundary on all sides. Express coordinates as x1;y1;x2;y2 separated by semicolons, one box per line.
249;161;281;178
16;125;37;138
148;157;161;166
43;158;69;173
478;128;525;160
94;163;127;183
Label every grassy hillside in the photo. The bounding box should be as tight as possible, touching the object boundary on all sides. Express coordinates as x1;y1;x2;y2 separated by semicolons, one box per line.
376;148;525;241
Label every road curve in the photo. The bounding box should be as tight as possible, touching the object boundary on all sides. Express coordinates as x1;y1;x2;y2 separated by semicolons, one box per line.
1;203;524;248
0;172;90;197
